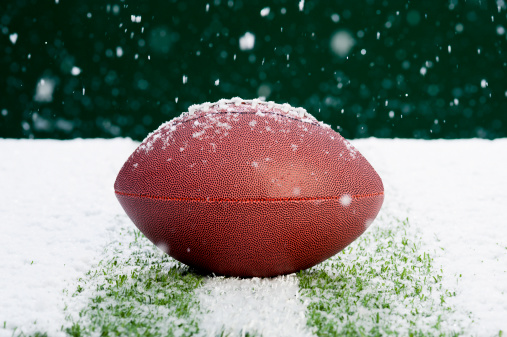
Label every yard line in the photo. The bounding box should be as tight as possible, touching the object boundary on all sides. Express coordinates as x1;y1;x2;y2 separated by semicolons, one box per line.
197;274;315;337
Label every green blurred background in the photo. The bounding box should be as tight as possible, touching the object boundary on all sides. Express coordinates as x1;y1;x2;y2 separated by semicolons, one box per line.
1;0;506;140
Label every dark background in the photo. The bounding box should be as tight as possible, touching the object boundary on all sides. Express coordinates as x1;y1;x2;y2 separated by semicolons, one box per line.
1;0;506;140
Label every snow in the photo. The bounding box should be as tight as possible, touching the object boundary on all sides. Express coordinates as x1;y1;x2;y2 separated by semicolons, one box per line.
339;194;352;207
131;15;142;23
260;7;270;17
353;138;507;336
0;139;137;337
9;33;18;44
71;66;81;76
1;137;506;336
330;30;356;58
33;77;56;103
239;32;255;51
298;0;305;11
197;275;314;337
186;98;320;126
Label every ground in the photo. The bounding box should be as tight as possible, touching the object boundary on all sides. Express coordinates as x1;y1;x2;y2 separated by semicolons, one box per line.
0;138;505;336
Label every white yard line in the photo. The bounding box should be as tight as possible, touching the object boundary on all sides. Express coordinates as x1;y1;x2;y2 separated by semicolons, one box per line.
196;275;315;337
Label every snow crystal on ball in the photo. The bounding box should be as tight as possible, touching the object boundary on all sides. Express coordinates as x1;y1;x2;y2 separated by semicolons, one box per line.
216;121;232;130
344;140;358;159
239;32;255;51
156;243;169;254
232;97;242;106
340;194;352;207
292;186;301;196
192;130;206;139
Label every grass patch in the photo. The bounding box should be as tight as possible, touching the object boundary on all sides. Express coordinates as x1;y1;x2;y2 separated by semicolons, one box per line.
63;216;204;337
298;215;465;336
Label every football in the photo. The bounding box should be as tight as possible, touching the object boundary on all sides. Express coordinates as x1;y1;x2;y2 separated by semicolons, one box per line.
114;98;384;277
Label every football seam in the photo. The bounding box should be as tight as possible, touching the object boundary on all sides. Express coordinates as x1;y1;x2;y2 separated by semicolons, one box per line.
114;190;383;203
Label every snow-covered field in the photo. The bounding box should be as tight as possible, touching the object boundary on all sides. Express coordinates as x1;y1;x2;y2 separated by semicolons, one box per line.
1;137;506;336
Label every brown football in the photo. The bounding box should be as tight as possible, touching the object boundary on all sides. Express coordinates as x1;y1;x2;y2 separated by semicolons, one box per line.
114;98;384;277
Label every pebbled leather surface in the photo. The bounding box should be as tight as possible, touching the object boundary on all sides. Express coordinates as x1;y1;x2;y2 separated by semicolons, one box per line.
114;101;384;277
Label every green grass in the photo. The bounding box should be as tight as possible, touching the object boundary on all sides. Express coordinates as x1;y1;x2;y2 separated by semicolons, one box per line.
63;218;204;337
298;215;465;336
